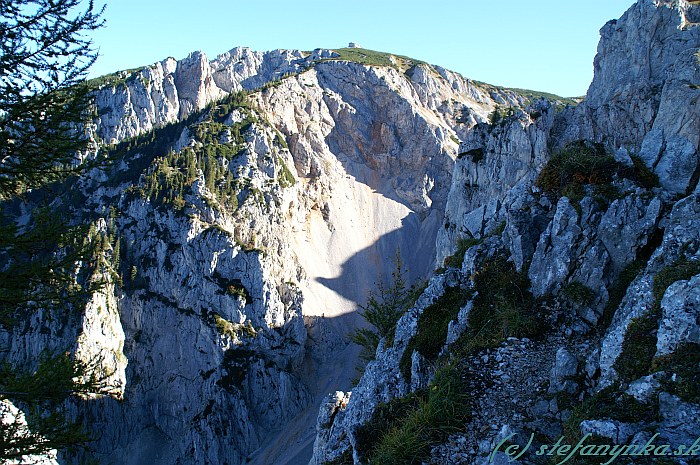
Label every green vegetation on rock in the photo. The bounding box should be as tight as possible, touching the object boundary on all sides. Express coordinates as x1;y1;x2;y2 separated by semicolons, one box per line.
106;90;266;212
652;343;700;404
214;314;257;340
536;142;659;204
352;254;415;373
354;363;470;465
458;256;540;354
319;47;426;73
443;236;481;269
564;386;659;442
614;255;700;383
87;67;143;90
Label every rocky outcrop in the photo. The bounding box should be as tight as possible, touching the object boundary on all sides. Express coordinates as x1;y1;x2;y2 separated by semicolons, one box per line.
3;1;699;464
436;100;554;266
93;47;313;143
312;1;700;464
558;0;700;195
3;40;541;465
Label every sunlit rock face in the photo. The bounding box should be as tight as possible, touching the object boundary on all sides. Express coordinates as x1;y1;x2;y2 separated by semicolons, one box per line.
5;2;699;464
313;1;700;464
4;42;534;465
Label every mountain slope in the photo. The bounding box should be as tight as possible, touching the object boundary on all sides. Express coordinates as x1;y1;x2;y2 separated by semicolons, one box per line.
2;44;543;465
311;1;700;464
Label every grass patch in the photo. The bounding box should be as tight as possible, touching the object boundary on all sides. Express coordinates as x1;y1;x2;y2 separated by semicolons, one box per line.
87;67;143;90
410;286;471;361
563;387;659;442
505;87;579;106
652;256;700;304
454;257;540;356
651;343;700;404
613;255;700;383
563;282;596;305
320;47;425;73
355;363;470;465
443;236;481;269
613;310;660;384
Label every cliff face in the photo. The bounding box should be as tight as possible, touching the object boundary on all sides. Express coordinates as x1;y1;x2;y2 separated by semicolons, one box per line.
92;47;316;143
1;44;533;465
3;1;699;465
313;1;700;464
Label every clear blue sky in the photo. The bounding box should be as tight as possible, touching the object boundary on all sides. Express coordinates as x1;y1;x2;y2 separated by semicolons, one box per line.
89;0;634;97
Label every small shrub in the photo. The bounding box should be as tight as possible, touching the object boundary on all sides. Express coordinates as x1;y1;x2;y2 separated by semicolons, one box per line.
487;105;514;126
214;314;257;340
536;142;617;199
563;282;596;305
352;253;415;372
443;236;481;269
212;273;251;304
538;143;660;207
226;284;248;299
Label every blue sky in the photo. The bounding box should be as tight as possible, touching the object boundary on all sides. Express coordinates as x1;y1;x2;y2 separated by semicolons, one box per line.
89;0;634;97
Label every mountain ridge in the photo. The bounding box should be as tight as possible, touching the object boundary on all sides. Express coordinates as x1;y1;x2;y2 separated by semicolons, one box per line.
1;1;699;465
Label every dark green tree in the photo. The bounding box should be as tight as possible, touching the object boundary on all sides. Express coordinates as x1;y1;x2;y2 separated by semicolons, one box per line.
0;0;107;461
352;251;416;370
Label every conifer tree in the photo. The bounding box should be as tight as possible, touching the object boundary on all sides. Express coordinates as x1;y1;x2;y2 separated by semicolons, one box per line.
0;0;108;460
352;251;416;369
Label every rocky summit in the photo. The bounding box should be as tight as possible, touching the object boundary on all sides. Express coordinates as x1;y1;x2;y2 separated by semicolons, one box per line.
1;1;699;465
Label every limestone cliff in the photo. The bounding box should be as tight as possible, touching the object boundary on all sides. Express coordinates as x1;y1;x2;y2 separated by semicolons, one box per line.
3;1;699;465
312;1;700;464
1;44;532;465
